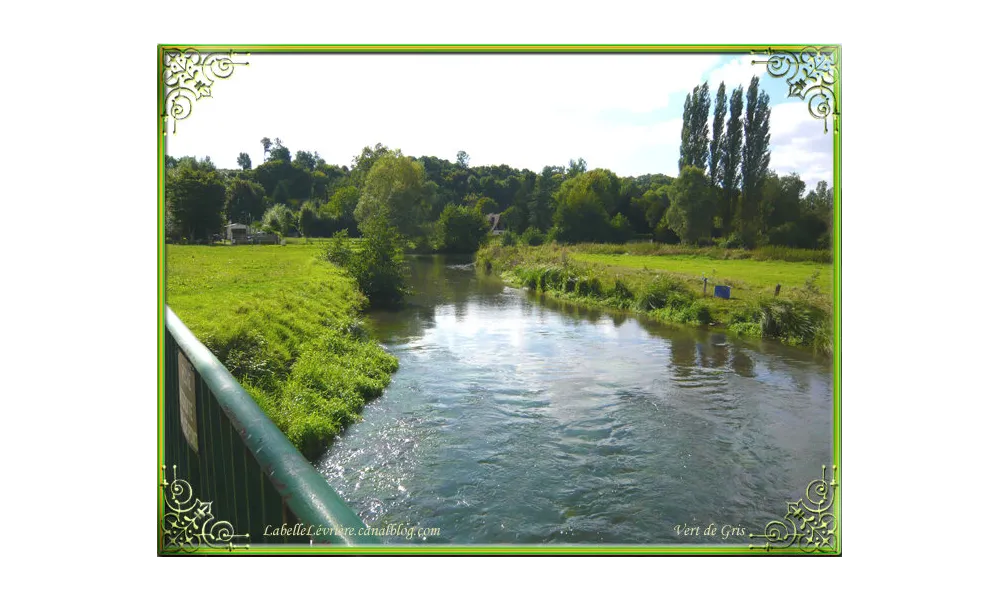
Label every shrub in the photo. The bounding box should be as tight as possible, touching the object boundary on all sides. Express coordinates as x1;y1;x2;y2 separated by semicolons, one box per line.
435;204;490;253
500;230;518;247
609;213;634;243
521;226;545;246
342;216;408;307
322;230;352;266
633;276;691;311
718;231;749;249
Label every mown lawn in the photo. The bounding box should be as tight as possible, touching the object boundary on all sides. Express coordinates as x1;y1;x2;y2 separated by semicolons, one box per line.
166;243;397;460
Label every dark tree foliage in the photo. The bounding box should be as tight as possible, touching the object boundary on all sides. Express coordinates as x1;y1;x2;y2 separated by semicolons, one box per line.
166;158;226;241
225;178;266;223
664;166;715;244
260;137;272;158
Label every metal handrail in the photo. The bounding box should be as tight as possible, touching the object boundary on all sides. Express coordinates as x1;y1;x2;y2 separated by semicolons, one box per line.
165;305;378;545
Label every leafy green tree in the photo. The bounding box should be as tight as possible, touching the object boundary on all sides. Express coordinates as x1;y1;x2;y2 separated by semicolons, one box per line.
520;226;545;246
330;185;360;217
354;152;427;237
610;213;634;243
271;180;290;206
348;216;408;307
638;185;671;232
166;158;226;241
269;145;291;163
556;168;621;215
474;196;499;215
741;76;771;237
298;203;319;237
293;150;318;171
311;170;329;200
679;82;711;170
760;172;806;233
260;137;272;158
237;152;252;170
568;157;588;177
719;85;744;234
350;143;393;187
552;170;619;242
435;204;489;253
801;180;833;249
709;82;727;187
664;166;715;244
456;150;470;168
262;204;295;236
225;178;266;223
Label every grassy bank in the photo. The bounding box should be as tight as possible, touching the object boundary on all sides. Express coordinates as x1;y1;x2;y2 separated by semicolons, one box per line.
476;243;833;354
167;244;398;460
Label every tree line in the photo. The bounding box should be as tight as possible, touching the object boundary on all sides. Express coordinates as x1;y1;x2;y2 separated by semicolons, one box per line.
166;78;831;253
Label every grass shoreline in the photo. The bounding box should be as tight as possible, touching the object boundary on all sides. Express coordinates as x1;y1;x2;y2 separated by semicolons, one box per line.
167;244;398;460
476;243;833;354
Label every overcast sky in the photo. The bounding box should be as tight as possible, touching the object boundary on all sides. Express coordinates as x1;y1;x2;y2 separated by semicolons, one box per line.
165;53;833;191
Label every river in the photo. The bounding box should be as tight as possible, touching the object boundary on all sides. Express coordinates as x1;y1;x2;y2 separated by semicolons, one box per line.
315;255;833;545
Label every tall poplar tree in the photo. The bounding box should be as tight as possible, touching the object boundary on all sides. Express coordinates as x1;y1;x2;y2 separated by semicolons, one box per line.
719;84;744;235
740;76;771;237
679;82;711;171
709;82;727;188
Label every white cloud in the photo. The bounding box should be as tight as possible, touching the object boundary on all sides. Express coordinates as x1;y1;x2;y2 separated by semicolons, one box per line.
769;103;834;189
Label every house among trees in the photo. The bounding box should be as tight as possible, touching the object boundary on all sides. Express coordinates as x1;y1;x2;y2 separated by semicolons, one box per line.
226;223;249;244
486;213;504;235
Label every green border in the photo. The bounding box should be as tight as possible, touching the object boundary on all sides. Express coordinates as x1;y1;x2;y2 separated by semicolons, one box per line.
157;44;841;556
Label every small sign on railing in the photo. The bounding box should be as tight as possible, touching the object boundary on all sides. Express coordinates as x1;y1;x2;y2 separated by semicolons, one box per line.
178;351;199;453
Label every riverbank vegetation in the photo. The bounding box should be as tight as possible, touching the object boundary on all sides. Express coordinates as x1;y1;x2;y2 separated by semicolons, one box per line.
476;243;832;354
167;244;398;460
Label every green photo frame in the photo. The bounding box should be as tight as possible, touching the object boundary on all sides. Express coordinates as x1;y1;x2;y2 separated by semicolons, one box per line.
158;44;841;556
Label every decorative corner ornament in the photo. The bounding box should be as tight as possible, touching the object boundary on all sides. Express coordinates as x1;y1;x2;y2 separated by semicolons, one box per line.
160;465;250;553
161;48;249;135
749;465;838;553
751;46;839;134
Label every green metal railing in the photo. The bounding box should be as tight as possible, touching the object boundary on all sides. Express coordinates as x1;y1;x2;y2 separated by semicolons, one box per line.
163;306;378;545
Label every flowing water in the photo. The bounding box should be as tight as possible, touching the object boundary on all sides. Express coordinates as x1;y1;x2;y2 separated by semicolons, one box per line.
316;255;833;545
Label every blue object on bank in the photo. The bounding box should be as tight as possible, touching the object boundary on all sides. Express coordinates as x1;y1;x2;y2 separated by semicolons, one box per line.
714;285;731;300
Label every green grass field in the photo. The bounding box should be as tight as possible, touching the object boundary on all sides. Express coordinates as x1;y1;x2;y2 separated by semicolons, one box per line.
571;252;833;295
477;242;833;353
167;244;397;460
